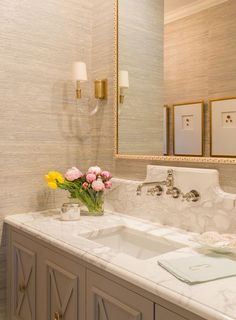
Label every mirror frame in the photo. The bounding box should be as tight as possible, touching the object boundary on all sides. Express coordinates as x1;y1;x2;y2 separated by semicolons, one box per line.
114;0;236;164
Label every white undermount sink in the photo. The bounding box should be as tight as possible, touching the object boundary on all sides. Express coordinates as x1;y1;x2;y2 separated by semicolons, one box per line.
80;226;184;260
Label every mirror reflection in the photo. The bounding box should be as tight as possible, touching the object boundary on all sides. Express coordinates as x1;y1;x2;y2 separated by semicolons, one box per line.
117;0;236;158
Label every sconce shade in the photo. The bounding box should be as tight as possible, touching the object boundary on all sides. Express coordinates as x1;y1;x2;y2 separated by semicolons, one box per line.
119;70;129;88
73;61;88;81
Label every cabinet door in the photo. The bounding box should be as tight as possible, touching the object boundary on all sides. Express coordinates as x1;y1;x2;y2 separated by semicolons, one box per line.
39;250;85;320
10;241;36;320
87;270;154;320
155;305;186;320
155;304;205;320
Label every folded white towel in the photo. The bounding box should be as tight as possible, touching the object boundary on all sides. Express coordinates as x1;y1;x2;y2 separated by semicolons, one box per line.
158;254;236;284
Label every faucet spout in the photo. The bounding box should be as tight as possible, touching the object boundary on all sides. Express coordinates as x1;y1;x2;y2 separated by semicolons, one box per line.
136;181;166;196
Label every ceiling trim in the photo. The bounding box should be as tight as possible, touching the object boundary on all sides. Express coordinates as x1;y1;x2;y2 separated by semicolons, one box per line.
165;0;229;24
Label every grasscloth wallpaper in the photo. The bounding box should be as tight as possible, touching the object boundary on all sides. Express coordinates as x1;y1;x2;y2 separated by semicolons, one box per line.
0;0;93;316
164;0;236;156
118;0;164;155
0;0;236;317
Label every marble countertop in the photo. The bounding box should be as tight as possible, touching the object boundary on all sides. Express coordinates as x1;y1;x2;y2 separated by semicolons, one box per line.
5;210;236;320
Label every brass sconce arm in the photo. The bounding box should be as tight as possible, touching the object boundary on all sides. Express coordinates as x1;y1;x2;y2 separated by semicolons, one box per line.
76;80;82;99
95;79;107;100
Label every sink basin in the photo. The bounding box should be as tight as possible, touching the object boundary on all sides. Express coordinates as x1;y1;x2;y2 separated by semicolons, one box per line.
80;226;183;260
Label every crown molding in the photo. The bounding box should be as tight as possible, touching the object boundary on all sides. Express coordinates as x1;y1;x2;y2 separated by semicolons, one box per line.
165;0;229;24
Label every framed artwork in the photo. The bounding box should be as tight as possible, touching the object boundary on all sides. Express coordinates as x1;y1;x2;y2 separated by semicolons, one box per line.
173;101;204;156
210;97;236;157
163;105;169;155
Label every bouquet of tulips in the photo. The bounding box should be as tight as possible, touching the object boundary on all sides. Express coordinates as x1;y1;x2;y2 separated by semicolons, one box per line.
45;166;112;215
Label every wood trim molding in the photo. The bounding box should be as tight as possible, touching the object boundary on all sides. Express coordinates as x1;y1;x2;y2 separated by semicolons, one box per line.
164;0;229;24
114;153;236;164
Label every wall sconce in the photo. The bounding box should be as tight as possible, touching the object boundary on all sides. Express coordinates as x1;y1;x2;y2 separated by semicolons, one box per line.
94;79;107;100
119;70;129;104
73;61;88;99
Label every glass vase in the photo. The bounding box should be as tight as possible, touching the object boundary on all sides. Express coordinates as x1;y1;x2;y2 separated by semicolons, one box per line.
79;192;104;216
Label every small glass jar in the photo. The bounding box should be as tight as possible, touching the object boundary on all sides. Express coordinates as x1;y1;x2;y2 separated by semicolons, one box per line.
60;203;80;221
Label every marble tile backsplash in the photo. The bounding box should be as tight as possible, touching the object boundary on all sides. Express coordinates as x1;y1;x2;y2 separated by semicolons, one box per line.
106;166;236;234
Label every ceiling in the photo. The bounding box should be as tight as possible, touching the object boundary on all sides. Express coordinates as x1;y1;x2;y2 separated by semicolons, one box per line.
164;0;202;14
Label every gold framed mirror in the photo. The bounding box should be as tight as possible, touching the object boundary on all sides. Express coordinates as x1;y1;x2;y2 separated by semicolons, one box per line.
114;0;236;164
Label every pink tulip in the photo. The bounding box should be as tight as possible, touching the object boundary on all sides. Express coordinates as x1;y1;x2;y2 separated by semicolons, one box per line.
82;182;89;189
101;171;112;181
104;181;112;189
92;180;105;192
65;167;83;181
88;166;102;175
86;173;96;183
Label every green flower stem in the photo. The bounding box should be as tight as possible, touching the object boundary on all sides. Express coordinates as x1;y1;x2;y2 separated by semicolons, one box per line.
57;180;104;213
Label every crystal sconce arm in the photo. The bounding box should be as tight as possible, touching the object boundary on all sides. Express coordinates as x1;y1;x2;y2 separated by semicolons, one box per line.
90;79;108;116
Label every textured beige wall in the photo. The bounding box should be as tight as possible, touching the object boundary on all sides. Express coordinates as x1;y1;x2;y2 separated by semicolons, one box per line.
0;0;93;316
164;0;236;156
118;0;164;155
1;0;236;317
90;0;115;173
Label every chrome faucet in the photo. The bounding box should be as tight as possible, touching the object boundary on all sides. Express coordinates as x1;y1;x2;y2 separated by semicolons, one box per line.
165;169;181;199
136;169;200;202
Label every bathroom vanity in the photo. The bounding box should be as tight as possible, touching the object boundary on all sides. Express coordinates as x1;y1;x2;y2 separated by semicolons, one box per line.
5;210;236;320
5;166;236;320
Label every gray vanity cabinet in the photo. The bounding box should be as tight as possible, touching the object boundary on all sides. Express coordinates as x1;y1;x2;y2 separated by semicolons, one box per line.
8;230;85;320
39;249;85;320
9;235;36;320
7;227;205;320
155;305;186;320
86;270;154;320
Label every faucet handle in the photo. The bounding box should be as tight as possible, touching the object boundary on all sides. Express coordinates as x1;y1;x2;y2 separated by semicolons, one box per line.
182;190;200;202
147;185;163;196
136;185;142;196
147;188;155;196
171;187;180;199
155;185;163;196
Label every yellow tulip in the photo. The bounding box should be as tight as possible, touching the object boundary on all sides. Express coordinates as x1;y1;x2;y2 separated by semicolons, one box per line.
44;171;65;189
47;181;58;189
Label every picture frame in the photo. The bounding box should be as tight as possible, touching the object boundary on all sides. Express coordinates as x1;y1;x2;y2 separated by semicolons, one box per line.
173;101;204;156
210;97;236;157
163;105;169;155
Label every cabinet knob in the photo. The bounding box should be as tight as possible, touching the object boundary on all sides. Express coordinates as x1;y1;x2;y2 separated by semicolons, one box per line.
54;311;62;320
18;283;26;293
